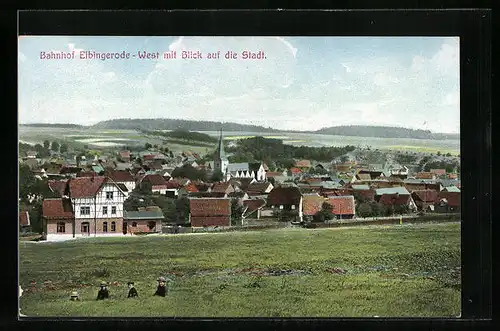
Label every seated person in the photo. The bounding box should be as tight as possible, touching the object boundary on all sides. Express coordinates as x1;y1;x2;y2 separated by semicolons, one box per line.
70;291;80;301
127;281;138;298
96;281;109;300
154;277;168;297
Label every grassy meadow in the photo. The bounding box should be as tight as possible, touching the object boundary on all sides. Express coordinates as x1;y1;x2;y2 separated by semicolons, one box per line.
19;222;461;318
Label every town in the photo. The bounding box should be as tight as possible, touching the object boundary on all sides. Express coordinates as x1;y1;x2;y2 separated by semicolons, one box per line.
18;128;461;241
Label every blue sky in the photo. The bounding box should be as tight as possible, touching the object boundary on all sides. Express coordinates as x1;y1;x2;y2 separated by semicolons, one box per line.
18;36;459;133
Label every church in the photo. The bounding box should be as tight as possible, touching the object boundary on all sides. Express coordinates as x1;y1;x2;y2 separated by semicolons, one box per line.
213;129;267;182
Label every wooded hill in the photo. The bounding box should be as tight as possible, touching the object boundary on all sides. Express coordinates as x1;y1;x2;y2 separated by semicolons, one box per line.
21;119;459;140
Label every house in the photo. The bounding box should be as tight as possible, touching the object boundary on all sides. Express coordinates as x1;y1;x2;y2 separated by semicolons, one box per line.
245;182;274;197
351;184;376;202
404;179;442;193
355;173;372;181
248;162;267;181
25;151;37;159
48;179;69;197
226;163;255;180
23;158;40;169
435;191;461;213
295;159;312;170
19;211;31;232
430;169;447;176
265;186;303;221
242;199;267;219
91;164;105;174
411;190;439;211
289;167;303;177
188;192;227;198
326;195;356;219
115;162;133;171
42;198;74;237
390;165;409;176
228;177;255;191
189;198;232;227
59;165;82;177
105;170;136;192
140;174;169;194
178;183;200;198
301;194;326;221
210;182;236;196
416;172;436;180
118;150;131;162
375;187;417;211
442;186;460;193
123;207;163;234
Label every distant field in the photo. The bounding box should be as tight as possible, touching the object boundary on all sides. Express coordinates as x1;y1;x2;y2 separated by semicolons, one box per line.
19;223;460;317
18;126;460;155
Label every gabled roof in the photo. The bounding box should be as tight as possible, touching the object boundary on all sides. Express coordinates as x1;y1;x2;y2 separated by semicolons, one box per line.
267;186;302;206
430;169;447;176
142;174;168;186
356;173;372;181
289;167;303;174
437;191;460;207
295;159;312;168
68;176;107;198
189;198;231;217
411;190;438;203
119;150;131;158
416;172;435;179
302;195;325;216
242;199;267;218
105;170;135;182
48;179;68;197
123;210;164;220
245;182;273;195
378;194;411;206
19;211;30;226
117;183;128;192
442;186;460;193
375;187;410;196
211;182;233;193
327;195;355;215
42;198;73;219
183;183;199;193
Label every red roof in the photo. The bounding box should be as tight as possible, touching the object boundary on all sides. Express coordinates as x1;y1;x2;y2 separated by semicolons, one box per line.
267;186;302;206
416;172;435;179
119;150;131;158
142;174;167;186
302;195;325;216
143;154;155;161
242;199;267;217
42;198;73;219
295;159;312;168
327;196;355;215
166;181;182;189
19;211;30;226
265;172;282;177
245;182;273;196
77;171;96;177
290;167;302;174
106;170;135;182
211;182;232;193
184;183;199;193
68;176;107;198
412;190;439;203
430;169;446;176
48;180;68;196
189;198;231;217
437;192;460;207
378;193;411;206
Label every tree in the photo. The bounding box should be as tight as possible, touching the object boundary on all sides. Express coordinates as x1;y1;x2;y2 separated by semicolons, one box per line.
169;151;174;158
175;197;190;224
145;143;152;149
43;140;50;150
59;143;68;153
231;199;244;225
357;203;372;218
51;141;60;152
394;204;409;215
314;202;334;222
211;170;224;182
34;144;50;158
19;163;36;203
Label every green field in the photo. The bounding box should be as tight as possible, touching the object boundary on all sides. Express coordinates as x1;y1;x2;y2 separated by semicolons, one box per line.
19;223;461;317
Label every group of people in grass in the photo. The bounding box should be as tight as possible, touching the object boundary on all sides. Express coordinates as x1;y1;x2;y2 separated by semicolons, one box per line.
82;276;171;301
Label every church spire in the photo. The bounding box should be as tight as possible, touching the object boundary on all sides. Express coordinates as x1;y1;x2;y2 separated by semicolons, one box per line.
217;127;227;160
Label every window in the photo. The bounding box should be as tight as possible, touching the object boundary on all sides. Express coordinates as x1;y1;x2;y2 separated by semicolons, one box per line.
111;206;116;214
80;206;90;215
111;221;116;232
102;206;108;215
291;205;296;210
106;191;113;200
57;222;65;233
132;222;137;227
103;222;108;232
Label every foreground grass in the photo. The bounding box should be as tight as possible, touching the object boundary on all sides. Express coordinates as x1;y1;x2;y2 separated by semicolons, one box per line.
19;223;461;317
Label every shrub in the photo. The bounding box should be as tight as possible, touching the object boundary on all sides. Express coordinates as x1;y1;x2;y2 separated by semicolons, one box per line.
92;267;110;278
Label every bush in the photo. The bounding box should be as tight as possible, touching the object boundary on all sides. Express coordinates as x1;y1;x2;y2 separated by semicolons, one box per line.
91;267;110;278
357;203;373;218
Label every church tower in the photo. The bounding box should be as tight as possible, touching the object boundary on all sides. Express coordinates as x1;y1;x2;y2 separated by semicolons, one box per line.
214;128;229;178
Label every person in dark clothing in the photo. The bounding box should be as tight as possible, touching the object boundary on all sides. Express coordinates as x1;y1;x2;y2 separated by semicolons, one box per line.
127;281;138;298
154;277;168;297
96;282;109;300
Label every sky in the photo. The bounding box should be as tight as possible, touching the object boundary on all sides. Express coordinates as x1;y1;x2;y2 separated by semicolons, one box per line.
18;36;460;133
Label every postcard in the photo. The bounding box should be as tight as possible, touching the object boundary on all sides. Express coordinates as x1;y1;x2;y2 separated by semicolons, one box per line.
18;36;461;318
